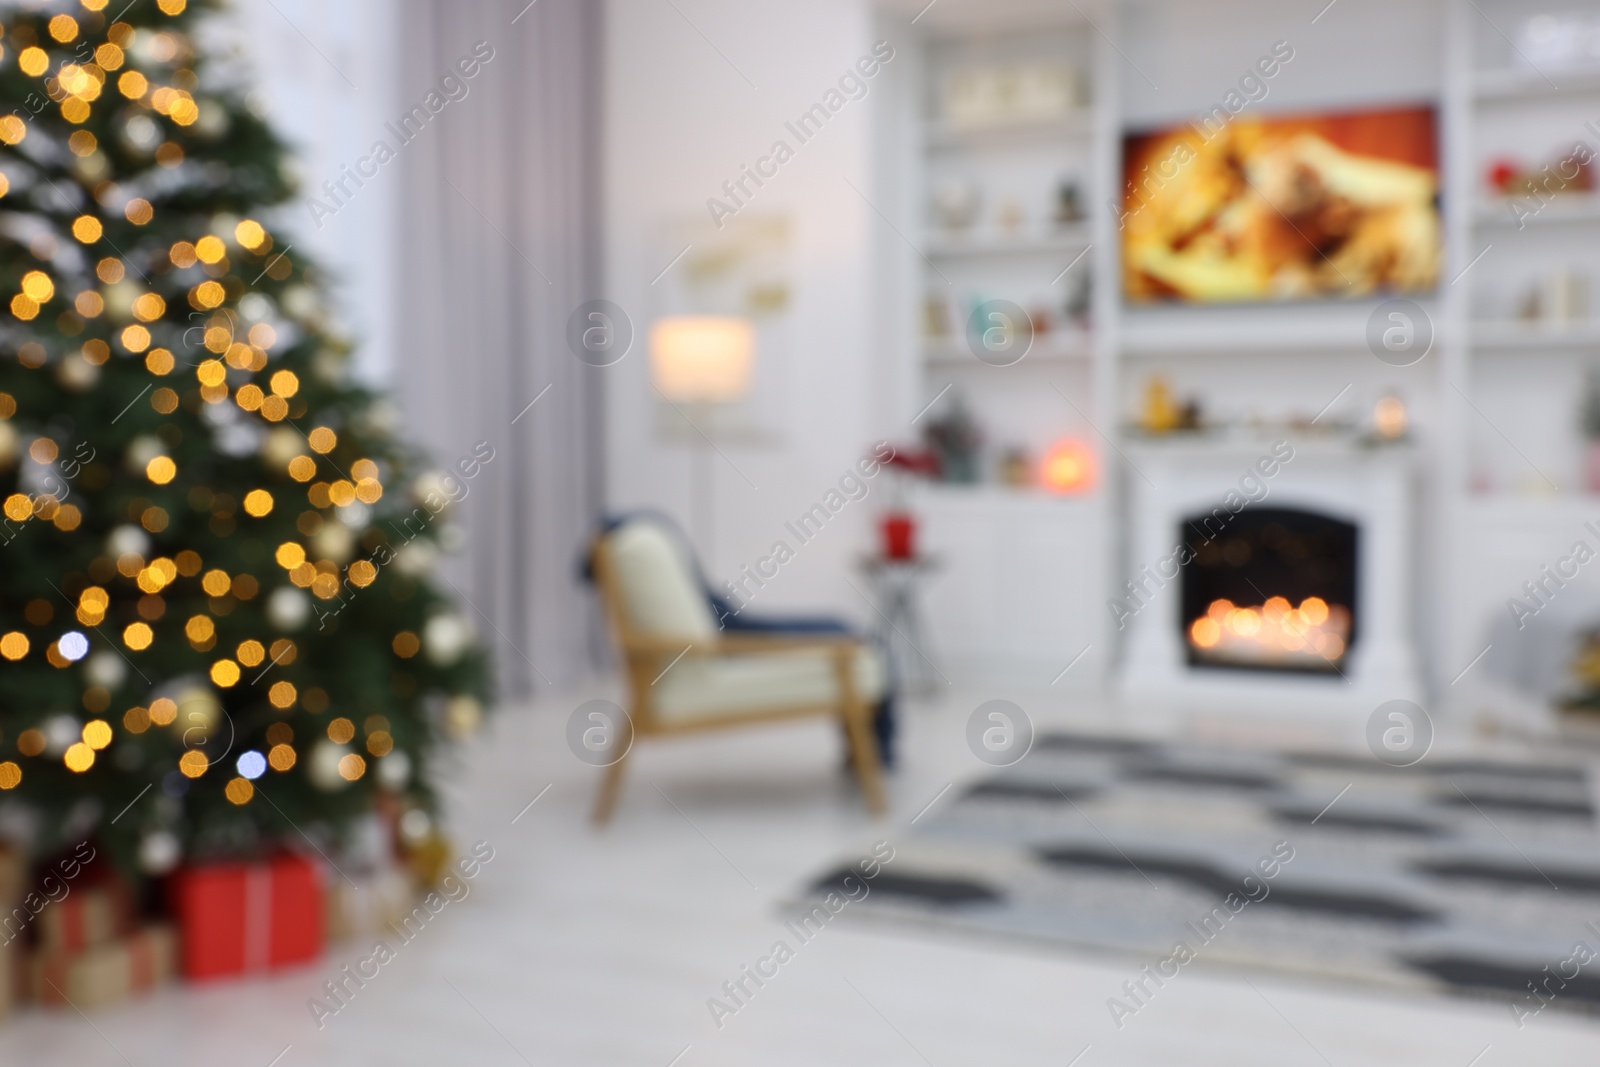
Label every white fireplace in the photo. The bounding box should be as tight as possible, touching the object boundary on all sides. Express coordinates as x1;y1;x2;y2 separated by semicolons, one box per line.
1116;434;1423;715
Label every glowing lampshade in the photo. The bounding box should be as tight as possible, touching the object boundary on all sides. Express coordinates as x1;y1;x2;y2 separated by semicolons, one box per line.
1040;437;1094;493
649;317;755;403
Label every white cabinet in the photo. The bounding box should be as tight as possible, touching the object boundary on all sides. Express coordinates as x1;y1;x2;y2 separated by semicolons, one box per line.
913;485;1105;689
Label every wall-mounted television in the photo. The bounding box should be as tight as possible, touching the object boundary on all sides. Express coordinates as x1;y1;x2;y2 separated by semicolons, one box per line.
1121;105;1440;305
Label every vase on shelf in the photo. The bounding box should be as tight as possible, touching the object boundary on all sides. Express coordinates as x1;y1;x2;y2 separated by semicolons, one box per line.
1584;372;1600;492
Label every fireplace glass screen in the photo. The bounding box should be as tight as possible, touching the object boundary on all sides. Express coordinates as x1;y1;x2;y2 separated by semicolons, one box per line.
1180;507;1358;673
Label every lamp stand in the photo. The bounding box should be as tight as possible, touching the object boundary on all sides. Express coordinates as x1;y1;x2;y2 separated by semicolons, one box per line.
689;401;714;567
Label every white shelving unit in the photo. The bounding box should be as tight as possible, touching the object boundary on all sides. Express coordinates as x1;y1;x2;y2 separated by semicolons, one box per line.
1443;0;1600;687
885;5;1112;688
1455;3;1600;478
878;0;1600;696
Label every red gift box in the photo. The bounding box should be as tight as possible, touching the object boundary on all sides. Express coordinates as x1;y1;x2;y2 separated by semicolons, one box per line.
172;854;324;981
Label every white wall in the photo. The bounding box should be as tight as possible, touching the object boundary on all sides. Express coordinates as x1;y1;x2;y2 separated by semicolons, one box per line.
604;0;900;620
213;0;400;385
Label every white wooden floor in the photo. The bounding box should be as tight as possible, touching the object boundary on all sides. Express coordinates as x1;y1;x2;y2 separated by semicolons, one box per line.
3;683;1598;1066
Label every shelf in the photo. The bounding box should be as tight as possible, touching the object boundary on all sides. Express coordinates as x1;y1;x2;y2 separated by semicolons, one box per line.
1470;320;1600;350
1474;196;1600;227
1124;432;1415;464
1474;66;1600;101
923;227;1091;259
922;330;1092;364
1461;493;1600;523
923;111;1094;150
1120;311;1382;355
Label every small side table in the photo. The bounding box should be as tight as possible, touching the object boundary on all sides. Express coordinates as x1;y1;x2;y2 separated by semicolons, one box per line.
856;555;942;697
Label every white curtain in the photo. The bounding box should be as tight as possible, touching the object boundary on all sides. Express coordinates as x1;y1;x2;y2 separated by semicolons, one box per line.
392;0;606;696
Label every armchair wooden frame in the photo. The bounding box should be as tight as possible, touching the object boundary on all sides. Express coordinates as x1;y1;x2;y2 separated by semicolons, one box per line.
589;532;886;825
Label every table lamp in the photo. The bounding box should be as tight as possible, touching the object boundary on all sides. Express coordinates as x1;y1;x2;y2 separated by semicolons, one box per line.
649;316;755;561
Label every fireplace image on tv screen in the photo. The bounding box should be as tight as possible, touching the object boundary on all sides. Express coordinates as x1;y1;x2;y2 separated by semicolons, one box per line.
1181;507;1358;674
1121;105;1440;304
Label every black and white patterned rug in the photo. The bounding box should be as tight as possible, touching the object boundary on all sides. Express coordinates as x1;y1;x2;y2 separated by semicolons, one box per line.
805;732;1600;1020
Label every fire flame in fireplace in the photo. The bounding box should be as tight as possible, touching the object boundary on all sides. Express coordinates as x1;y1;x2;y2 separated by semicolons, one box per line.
1188;596;1351;668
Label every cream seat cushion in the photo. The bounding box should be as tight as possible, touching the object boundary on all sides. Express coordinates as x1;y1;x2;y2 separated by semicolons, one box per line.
604;518;885;723
653;645;886;723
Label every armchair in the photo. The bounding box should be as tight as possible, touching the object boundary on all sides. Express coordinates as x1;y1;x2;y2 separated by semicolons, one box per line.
588;517;887;824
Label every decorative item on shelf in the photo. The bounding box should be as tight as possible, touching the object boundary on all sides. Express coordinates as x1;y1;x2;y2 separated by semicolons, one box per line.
1028;305;1053;338
1582;372;1600;493
1372;394;1408;441
923;295;951;338
1519;269;1591;323
1486;151;1595;199
998;447;1032;487
1517;287;1539;321
1054;180;1084;225
1485;156;1519;195
1139;376;1182;435
1516;11;1600;74
930;178;982;232
1063;269;1091;326
1549;269;1590;322
942;61;1077;128
923;392;983;483
884;445;940;481
1039;437;1095;494
170;853;324;981
1177;399;1203;432
30;925;176;1010
996;197;1025;236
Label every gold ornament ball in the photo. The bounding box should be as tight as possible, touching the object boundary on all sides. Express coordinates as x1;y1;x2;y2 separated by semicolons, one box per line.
444;695;483;740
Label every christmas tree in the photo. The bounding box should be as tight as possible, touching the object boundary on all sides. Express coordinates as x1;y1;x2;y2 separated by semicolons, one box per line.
0;0;489;881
